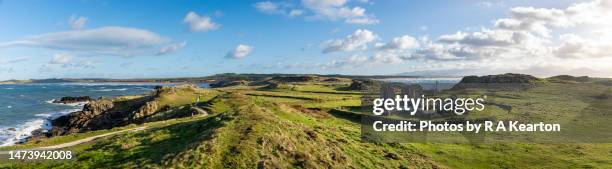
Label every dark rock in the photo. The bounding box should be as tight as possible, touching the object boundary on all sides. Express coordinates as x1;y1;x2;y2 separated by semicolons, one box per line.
50;85;203;136
458;73;537;83
129;101;159;120
323;77;341;82
384;152;401;160
348;79;381;91
210;80;248;88
52;96;92;104
7;127;16;131
260;83;280;90
452;73;538;90
51;99;116;135
26;128;50;143
248;80;274;86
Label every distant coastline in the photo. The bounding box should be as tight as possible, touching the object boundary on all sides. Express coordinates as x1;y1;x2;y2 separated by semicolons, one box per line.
0;73;424;85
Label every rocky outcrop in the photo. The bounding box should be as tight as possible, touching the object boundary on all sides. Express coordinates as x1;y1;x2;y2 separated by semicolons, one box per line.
51;99;116;135
458;73;537;83
154;84;198;94
52;96;93;104
129;101;159;120
452;73;538;90
348;79;381;91
49;85;203;136
210;80;248;88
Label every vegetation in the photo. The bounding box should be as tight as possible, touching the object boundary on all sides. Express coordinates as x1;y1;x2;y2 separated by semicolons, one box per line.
1;75;611;168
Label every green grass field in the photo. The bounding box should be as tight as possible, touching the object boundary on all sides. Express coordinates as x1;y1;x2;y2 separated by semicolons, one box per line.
1;79;611;168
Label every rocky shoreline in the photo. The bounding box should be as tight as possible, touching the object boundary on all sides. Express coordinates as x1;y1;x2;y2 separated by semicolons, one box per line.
24;84;207;144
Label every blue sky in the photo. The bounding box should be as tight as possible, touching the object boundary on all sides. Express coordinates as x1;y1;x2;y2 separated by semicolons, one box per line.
0;0;611;80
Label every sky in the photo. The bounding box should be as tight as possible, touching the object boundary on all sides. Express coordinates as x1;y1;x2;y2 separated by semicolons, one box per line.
0;0;611;80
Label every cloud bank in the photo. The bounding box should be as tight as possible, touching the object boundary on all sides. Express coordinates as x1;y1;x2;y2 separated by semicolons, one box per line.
0;27;183;56
254;0;378;24
316;0;612;77
226;44;254;59
183;11;221;32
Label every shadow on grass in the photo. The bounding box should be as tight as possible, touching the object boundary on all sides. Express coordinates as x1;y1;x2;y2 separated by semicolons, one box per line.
327;109;362;123
245;93;318;101
76;113;233;168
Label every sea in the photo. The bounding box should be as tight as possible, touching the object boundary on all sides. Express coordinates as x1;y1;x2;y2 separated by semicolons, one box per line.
377;77;461;90
0;83;207;147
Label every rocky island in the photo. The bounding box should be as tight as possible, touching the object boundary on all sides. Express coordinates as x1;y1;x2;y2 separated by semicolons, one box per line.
51;96;93;104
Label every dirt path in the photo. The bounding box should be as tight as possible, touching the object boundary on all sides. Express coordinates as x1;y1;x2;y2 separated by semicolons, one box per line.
0;126;147;154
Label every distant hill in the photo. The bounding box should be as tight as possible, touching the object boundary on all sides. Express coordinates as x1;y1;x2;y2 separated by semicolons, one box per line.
0;73;421;84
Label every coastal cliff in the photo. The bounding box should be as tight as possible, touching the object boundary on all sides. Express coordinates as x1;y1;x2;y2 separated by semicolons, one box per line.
49;84;211;136
451;73;539;90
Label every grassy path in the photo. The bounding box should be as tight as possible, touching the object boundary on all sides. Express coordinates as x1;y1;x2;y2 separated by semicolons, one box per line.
0;126;147;154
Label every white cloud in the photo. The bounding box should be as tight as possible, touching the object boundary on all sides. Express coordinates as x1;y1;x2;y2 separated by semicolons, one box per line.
255;1;282;14
60;60;95;69
412;41;479;60
371;52;404;64
493;0;612;37
157;42;187;55
318;52;407;70
68;15;88;30
253;0;378;24
426;0;612;62
290;0;612;77
438;29;527;47
49;53;72;64
0;57;29;64
253;1;305;17
47;53;95;69
0;27;168;56
376;35;420;51
554;34;612;58
322;29;376;53
322;55;369;68
183;11;220;32
302;0;379;24
226;44;253;59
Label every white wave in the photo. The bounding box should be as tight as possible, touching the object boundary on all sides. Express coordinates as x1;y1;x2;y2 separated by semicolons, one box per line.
0;108;81;147
46;99;89;107
45;99;54;104
35;108;81;119
0;119;45;146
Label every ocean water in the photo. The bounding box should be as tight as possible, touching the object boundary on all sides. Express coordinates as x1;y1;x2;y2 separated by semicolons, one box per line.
377;77;461;90
0;83;207;147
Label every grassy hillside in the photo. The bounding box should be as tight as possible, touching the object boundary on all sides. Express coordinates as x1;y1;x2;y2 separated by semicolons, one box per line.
2;77;611;168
